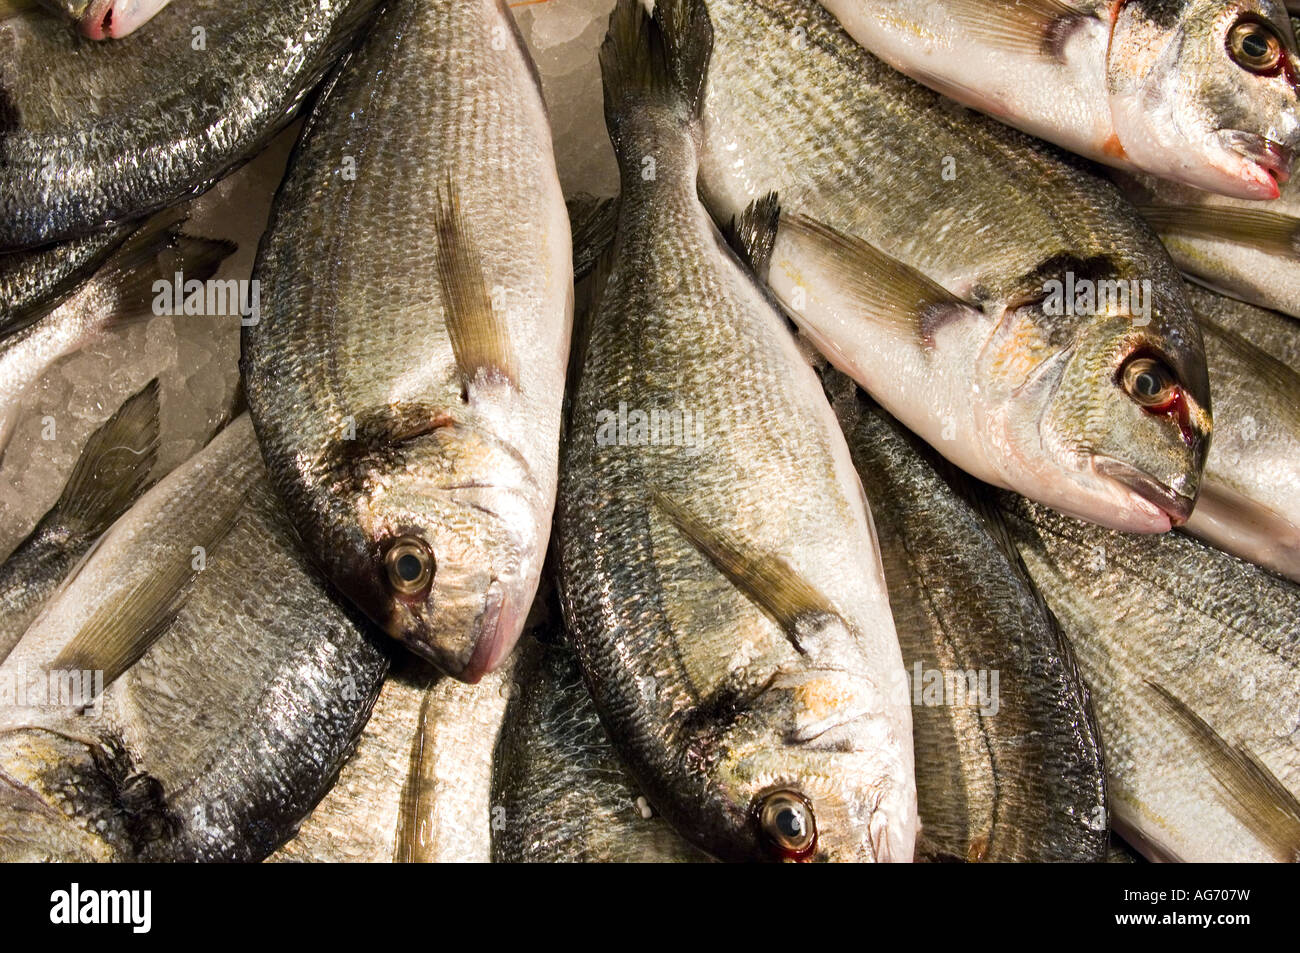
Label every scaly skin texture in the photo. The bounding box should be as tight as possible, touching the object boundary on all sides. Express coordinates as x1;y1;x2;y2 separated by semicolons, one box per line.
0;419;390;862
828;377;1108;863
697;0;1212;535
271;655;512;864
1114;169;1300;319
1000;492;1300;862
559;0;914;863
0;227;128;333
0;0;381;249
492;634;711;863
243;0;572;681
1184;283;1300;580
818;0;1300;198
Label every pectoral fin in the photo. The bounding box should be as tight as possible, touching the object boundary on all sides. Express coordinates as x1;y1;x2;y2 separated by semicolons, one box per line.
1147;680;1300;863
433;181;519;390
1139;206;1300;259
651;489;839;652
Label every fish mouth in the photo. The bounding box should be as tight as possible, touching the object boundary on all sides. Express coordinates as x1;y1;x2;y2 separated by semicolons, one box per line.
1093;457;1195;528
459;579;512;684
1218;130;1294;198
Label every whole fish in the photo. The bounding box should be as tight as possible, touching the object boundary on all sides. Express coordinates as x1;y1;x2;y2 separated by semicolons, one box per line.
826;373;1108;863
559;0;916;863
1114;169;1300;319
243;0;572;682
0;379;159;664
697;0;1212;535
0;417;390;862
36;0;173;39
999;493;1300;862
492;634;710;863
0;0;381;249
271;656;513;864
0;215;233;460
817;0;1300;199
1185;283;1300;580
0;226;129;332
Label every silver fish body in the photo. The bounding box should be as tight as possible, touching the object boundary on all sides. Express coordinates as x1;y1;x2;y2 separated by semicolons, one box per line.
818;0;1300;199
243;0;572;682
1186;284;1300;580
999;493;1300;862
0;226;129;333
1114;169;1300;319
0;0;380;249
559;0;915;863
828;375;1108;862
0;379;159;663
698;0;1212;535
0;418;390;862
272;656;512;864
492;634;710;863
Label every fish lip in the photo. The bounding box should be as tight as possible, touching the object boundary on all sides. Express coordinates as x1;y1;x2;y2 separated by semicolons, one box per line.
1219;130;1294;193
1093;457;1195;527
458;579;509;685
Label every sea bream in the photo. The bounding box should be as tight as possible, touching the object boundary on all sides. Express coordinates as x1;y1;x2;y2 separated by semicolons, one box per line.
0;418;389;862
817;0;1300;199
1114;167;1300;319
1183;283;1300;581
999;492;1300;863
826;373;1108;863
559;0;916;863
491;634;711;863
242;0;573;682
0;379;159;664
0;0;382;249
271;656;513;864
696;0;1212;534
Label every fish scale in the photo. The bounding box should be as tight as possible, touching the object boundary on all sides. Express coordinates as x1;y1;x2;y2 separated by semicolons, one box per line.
243;0;572;681
559;0;914;863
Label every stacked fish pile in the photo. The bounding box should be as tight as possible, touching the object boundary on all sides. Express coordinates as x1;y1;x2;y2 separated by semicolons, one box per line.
0;0;1297;863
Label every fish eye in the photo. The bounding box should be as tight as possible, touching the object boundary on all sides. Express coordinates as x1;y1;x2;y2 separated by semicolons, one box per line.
1228;19;1283;74
757;790;816;858
383;535;435;596
1120;356;1178;409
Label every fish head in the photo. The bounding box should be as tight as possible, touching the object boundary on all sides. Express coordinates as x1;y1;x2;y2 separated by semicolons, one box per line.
1108;0;1300;198
979;297;1211;533
697;645;916;863
328;413;543;683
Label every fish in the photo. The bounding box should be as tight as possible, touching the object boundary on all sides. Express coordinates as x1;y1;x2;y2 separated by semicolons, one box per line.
35;0;174;39
271;655;513;864
696;0;1213;535
1185;283;1300;581
0;214;233;460
492;633;711;863
826;372;1108;862
0;0;382;249
0;378;159;664
0;417;390;862
0;226;130;333
558;0;916;863
816;0;1300;199
1113;169;1300;319
242;0;572;682
998;492;1300;862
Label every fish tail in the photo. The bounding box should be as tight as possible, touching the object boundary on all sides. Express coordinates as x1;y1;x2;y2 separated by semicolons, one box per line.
98;213;237;322
599;0;713;154
48;378;161;539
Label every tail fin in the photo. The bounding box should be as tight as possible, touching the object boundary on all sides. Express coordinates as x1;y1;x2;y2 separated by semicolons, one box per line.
600;0;713;149
101;213;237;320
49;378;161;538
